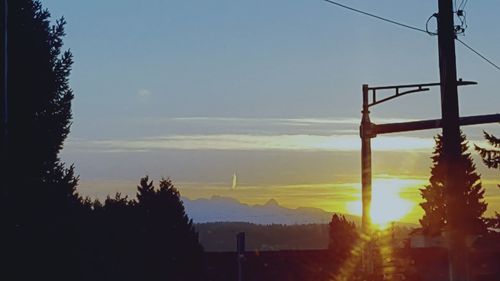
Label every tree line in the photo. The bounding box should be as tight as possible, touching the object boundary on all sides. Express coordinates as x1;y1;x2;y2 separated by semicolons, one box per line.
1;1;203;280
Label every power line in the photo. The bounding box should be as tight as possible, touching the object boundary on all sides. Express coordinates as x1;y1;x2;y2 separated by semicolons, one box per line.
321;0;428;34
320;0;500;73
458;0;469;11
456;38;500;72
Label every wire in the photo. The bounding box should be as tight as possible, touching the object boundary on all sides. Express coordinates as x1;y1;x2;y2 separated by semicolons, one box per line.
320;0;500;73
456;38;500;72
458;0;468;11
426;13;438;36
321;0;428;34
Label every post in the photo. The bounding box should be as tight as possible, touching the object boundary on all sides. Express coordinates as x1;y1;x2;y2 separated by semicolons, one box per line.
0;0;7;153
0;0;8;199
437;1;468;280
360;84;372;233
236;232;245;281
360;84;373;273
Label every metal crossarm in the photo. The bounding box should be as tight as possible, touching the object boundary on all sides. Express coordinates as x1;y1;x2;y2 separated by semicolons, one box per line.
365;80;477;108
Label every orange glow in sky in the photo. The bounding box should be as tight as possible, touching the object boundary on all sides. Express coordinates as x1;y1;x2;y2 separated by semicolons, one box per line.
346;178;419;228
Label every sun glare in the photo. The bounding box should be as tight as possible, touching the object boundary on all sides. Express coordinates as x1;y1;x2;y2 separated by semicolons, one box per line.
346;178;416;229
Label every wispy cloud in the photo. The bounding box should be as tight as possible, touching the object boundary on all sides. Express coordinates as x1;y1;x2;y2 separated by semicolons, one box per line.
137;89;152;103
137;89;152;98
65;115;494;154
67;134;437;153
171;116;417;126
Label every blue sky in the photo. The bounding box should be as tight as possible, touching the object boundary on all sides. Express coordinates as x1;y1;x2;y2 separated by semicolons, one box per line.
41;0;499;220
42;1;499;130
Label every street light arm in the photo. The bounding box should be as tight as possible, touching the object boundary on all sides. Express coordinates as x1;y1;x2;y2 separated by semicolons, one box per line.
369;87;430;107
365;80;476;108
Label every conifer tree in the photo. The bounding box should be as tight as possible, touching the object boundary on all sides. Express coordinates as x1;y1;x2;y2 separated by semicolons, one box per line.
475;131;500;233
1;1;83;279
4;0;76;190
420;133;488;235
475;131;500;170
136;176;204;281
328;214;358;258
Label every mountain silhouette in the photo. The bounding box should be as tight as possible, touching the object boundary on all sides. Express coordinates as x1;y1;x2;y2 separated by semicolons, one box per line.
182;196;359;225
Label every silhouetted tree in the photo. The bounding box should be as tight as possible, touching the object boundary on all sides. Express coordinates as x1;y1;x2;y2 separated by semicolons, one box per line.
1;1;85;280
475;131;500;170
475;131;500;233
135;176;204;281
420;133;487;236
3;0;76;190
328;214;358;258
89;177;204;281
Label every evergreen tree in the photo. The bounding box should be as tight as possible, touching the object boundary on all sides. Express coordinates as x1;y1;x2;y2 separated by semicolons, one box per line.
328;214;358;258
475;131;500;233
1;1;83;279
2;0;80;213
135;176;204;281
419;133;488;236
475;131;500;170
4;0;76;189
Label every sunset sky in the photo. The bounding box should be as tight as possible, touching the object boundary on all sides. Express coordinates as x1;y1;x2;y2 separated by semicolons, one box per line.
43;0;499;223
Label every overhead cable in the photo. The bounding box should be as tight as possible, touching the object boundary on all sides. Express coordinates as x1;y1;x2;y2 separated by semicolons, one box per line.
321;0;500;73
321;0;428;34
456;38;500;72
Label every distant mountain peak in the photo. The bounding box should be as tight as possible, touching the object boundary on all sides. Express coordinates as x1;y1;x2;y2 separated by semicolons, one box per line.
182;195;364;225
264;198;280;207
209;195;241;204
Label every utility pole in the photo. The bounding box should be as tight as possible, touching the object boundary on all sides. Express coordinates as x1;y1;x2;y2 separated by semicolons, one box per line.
0;0;8;194
359;80;499;278
437;1;468;281
358;1;499;280
0;0;7;151
360;84;373;274
361;84;371;234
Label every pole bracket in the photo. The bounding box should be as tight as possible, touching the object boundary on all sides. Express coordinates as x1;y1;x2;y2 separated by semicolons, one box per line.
366;80;476;108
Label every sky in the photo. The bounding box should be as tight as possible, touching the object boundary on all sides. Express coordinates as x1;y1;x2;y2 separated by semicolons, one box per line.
41;0;499;223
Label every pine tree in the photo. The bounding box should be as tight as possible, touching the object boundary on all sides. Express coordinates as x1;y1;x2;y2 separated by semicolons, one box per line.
2;0;80;210
419;133;488;236
135;176;204;281
1;1;83;279
328;214;358;258
4;0;76;188
475;131;500;170
475;131;500;233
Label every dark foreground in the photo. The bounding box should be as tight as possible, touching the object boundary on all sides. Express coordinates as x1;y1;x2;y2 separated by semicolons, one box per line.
204;248;500;281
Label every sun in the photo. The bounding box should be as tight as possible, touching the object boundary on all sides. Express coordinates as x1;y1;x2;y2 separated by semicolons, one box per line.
346;178;416;229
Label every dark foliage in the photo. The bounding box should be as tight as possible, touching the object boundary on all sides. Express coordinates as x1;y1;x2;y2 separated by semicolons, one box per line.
88;177;204;281
419;133;488;236
1;1;85;279
475;131;500;170
328;214;358;258
135;177;205;280
475;131;500;234
1;2;204;280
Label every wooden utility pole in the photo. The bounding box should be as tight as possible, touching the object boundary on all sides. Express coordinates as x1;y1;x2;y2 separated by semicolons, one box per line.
0;0;7;193
437;1;468;280
0;0;7;152
361;84;371;233
360;84;373;274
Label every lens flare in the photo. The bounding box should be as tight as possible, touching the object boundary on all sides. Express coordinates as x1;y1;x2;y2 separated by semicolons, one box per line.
346;179;416;229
